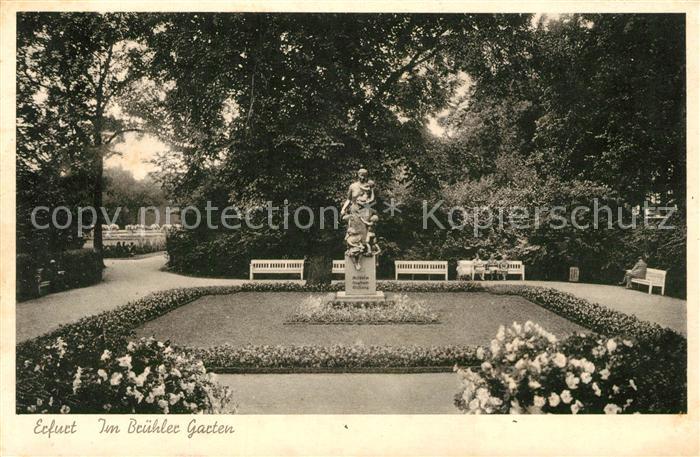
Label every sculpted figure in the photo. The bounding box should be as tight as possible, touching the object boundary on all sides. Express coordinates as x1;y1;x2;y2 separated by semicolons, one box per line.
342;169;381;270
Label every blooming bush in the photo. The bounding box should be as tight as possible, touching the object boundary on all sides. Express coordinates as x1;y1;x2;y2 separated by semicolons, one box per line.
455;321;641;414
485;285;687;413
18;337;232;414
287;294;439;324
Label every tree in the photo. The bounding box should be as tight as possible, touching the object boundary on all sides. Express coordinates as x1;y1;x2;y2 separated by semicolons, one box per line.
137;13;533;283
17;12;148;256
441;14;685;207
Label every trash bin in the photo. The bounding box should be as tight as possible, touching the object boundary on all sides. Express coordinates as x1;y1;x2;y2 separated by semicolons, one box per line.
569;266;580;282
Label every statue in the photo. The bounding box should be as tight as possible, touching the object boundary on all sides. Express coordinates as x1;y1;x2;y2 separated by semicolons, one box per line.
341;168;381;270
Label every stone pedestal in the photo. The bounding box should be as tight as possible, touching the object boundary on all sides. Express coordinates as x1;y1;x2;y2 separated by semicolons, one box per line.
345;254;376;295
335;254;386;303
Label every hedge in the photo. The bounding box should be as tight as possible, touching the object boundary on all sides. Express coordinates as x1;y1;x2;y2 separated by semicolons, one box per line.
17;282;686;413
16;249;103;301
59;249;103;289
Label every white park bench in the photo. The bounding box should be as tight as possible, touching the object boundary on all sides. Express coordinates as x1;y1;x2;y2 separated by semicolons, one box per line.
395;260;448;281
249;259;304;280
631;268;667;295
502;260;525;280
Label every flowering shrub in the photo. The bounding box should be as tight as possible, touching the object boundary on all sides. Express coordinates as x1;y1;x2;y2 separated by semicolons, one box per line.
455;321;642;414
189;344;477;372
287;294;439;324
485;285;687;413
18;337;232;414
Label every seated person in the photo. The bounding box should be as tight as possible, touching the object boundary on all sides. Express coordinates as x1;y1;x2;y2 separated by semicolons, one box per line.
473;253;486;280
620;256;647;289
486;254;499;279
497;255;510;280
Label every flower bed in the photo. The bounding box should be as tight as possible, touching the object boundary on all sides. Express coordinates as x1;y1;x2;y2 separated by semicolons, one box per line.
18;337;232;414
286;294;439;324
16;281;686;413
455;321;640;414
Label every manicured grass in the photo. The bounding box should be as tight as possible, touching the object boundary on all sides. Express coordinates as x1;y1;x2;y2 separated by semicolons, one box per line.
135;292;587;347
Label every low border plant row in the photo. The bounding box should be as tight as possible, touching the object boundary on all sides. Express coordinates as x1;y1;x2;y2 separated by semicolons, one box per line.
187;344;477;372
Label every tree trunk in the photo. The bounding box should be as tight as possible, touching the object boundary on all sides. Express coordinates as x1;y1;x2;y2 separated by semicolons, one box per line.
306;254;332;285
92;147;104;264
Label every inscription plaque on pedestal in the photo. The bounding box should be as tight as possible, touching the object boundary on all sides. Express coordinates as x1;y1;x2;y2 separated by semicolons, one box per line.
345;254;376;295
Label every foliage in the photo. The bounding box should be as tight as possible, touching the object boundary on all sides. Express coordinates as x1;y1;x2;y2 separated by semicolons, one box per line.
286;293;439;324
441;14;685;206
16;253;40;301
16;249;103;301
424;13;686;295
621;209;687;298
103;241;165;258
490;285;685;344
136;13;534;282
165;228;300;278
18;336;232;414
487;285;687;412
455;321;640;414
17;12;150;256
103;167;168;226
58;249;104;289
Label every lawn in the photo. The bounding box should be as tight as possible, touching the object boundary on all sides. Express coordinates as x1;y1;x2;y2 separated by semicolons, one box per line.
134;292;587;347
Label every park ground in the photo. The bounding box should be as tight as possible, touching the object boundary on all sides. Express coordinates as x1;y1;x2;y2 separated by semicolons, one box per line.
15;254;687;414
16;253;686;342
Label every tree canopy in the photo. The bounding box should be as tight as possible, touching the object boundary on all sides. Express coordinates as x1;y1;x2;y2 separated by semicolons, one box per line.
16;12;686;288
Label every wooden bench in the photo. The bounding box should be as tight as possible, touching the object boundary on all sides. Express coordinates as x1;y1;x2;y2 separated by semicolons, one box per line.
249;259;304;280
36;268;51;296
395;260;448;281
502;261;525;280
631;268;667;295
